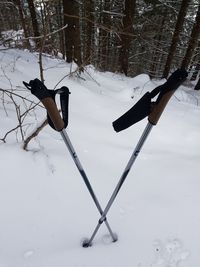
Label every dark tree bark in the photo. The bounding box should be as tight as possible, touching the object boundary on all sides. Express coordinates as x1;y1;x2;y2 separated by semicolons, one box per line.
194;77;200;90
191;62;200;81
181;4;200;69
83;0;94;65
190;43;200;81
0;2;18;31
15;0;30;48
96;0;104;69
149;15;166;78
119;0;136;76
163;0;190;78
27;0;40;37
100;0;111;70
63;0;82;68
15;0;28;36
56;0;65;59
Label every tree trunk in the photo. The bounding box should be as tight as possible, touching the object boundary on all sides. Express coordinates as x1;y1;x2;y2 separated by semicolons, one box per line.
27;0;40;48
149;15;166;78
97;0;104;69
56;0;65;59
181;4;200;69
15;0;30;48
83;0;94;65
162;0;190;78
63;0;82;68
100;0;111;70
194;77;200;90
191;62;200;81
15;0;28;37
119;0;136;76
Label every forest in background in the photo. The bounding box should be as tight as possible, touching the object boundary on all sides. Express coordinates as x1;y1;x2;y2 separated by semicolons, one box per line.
0;0;200;149
0;0;200;88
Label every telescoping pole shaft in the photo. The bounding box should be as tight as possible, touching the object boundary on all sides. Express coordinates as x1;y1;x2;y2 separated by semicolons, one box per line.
23;79;117;245
84;122;154;247
84;69;188;247
60;129;117;243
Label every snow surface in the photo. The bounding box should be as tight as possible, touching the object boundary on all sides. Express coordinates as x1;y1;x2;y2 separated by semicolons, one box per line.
0;48;200;267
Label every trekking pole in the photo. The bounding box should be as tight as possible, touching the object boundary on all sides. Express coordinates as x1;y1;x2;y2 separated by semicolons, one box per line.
59;130;117;243
82;69;188;247
23;79;117;244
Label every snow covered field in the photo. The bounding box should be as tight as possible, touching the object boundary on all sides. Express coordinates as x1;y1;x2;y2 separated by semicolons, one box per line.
0;48;200;267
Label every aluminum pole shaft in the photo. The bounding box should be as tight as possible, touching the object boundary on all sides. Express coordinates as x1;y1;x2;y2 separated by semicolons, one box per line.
85;122;154;246
60;129;117;243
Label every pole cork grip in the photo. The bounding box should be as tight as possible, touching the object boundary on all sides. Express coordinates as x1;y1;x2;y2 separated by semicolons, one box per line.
42;97;65;131
148;89;176;125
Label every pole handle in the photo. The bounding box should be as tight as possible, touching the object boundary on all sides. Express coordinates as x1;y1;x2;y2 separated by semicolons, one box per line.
41;97;65;131
148;69;188;125
148;89;175;125
112;69;188;132
23;79;69;131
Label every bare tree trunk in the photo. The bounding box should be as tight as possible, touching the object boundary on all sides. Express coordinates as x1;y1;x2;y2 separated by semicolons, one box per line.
119;0;136;76
96;0;103;69
15;0;30;48
56;0;65;59
27;0;40;37
27;0;40;48
181;4;200;69
191;62;200;81
162;0;190;78
149;15;166;78
63;0;82;68
100;1;111;70
83;0;94;65
194;77;200;90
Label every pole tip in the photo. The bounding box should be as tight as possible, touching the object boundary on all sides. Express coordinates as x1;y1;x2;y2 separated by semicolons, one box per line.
82;238;92;248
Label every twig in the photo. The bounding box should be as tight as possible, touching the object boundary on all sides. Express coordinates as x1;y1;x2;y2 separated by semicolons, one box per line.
0;124;22;143
23;118;48;150
0;88;43;108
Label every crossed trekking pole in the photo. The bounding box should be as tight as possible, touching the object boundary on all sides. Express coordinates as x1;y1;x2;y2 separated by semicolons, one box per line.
23;69;187;247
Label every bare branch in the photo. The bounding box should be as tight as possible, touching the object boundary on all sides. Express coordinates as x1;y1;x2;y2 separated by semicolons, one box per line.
23;118;48;150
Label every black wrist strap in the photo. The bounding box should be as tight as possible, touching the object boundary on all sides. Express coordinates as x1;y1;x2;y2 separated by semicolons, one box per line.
47;87;70;130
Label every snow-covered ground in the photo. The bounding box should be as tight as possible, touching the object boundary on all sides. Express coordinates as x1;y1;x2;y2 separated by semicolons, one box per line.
0;48;200;267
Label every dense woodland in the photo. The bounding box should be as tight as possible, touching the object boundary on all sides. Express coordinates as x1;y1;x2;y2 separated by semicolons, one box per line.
1;0;200;146
0;0;200;87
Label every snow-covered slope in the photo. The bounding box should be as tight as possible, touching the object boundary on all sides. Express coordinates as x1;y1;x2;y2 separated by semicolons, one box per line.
0;48;200;267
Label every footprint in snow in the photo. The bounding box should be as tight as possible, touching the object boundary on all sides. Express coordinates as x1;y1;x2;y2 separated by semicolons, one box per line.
151;238;189;267
23;250;35;259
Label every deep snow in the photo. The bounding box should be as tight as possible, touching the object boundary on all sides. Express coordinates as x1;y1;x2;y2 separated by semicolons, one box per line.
0;48;200;267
